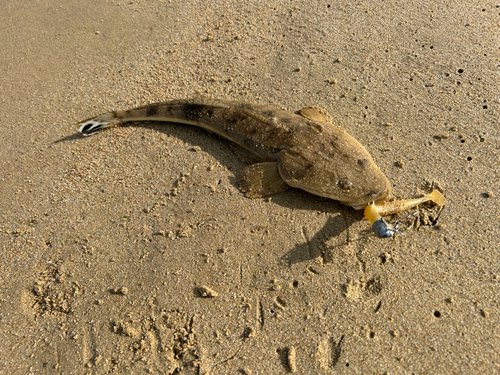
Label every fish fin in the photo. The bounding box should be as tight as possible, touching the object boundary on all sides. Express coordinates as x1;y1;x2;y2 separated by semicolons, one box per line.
238;162;289;198
186;95;231;107
298;106;331;123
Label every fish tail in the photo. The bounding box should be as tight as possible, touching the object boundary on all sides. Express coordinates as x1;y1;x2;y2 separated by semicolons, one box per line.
77;112;121;135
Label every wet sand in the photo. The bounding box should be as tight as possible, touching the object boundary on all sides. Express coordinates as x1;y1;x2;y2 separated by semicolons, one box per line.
1;1;499;373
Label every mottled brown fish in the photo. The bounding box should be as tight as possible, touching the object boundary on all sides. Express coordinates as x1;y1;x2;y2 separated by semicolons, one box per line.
77;98;391;209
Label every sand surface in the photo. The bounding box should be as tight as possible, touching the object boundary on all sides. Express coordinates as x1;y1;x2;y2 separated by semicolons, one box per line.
1;1;499;374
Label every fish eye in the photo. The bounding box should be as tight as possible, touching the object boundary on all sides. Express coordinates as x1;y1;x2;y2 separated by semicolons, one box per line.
337;178;353;190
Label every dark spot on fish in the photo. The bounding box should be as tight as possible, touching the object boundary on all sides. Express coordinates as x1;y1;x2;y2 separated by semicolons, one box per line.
279;150;313;180
357;159;369;168
146;105;158;116
180;103;206;121
238;103;254;111
268;128;279;138
329;137;340;151
226;112;248;126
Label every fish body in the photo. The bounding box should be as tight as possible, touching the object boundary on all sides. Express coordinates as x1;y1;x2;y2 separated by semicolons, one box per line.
77;98;391;208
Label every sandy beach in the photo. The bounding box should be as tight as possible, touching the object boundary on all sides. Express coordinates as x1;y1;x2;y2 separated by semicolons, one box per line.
0;1;499;373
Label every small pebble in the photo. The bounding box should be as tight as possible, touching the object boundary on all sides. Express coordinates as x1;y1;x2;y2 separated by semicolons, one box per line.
196;285;218;297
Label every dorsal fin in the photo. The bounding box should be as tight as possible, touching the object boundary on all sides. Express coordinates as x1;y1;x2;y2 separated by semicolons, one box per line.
298;106;331;123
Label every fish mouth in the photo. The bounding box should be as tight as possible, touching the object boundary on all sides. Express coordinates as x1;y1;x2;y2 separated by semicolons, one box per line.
346;202;369;210
344;188;391;210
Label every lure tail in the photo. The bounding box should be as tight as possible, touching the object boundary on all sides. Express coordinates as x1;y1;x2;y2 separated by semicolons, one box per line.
365;189;446;218
77;113;121;135
364;189;446;238
427;189;446;206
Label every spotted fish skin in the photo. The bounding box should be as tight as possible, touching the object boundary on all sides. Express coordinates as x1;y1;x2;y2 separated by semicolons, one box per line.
77;98;391;208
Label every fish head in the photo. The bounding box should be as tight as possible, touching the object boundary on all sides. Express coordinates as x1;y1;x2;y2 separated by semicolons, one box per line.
277;124;391;209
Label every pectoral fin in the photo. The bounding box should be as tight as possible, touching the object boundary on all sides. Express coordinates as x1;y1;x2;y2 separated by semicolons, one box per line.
238;162;289;198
